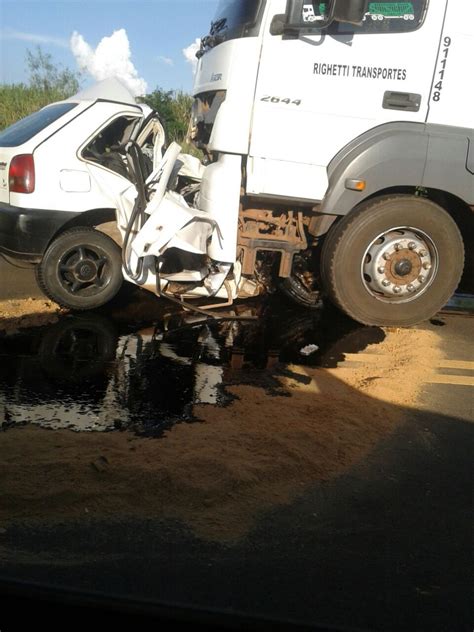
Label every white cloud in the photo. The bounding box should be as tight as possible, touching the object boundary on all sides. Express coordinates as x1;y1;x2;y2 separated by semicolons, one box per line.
183;38;201;73
70;29;147;97
157;55;174;67
1;28;69;48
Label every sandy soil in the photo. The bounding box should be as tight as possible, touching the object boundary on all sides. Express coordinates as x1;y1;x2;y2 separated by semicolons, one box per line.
0;298;63;332
0;327;442;543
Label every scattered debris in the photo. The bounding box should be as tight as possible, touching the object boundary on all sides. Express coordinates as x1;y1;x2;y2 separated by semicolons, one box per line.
90;456;110;473
300;344;319;356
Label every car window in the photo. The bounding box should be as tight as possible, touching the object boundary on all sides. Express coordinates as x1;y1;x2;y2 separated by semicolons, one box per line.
82;115;141;178
0;102;78;147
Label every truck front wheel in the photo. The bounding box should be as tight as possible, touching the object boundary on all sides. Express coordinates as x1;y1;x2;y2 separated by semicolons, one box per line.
320;195;464;326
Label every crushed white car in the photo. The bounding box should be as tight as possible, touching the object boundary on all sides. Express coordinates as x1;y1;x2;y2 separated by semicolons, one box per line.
0;79;164;308
0;78;243;310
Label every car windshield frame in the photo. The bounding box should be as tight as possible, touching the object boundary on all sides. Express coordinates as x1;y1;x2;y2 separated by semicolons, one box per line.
0;102;78;148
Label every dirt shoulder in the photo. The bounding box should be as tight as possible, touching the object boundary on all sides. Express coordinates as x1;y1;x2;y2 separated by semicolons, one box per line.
0;298;63;332
0;327;442;544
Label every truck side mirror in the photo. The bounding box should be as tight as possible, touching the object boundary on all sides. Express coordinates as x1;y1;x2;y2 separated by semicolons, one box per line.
270;13;286;36
332;0;369;25
284;0;334;31
283;0;368;33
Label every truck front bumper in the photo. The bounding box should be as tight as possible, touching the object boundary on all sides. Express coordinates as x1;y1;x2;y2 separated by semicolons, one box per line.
0;203;79;262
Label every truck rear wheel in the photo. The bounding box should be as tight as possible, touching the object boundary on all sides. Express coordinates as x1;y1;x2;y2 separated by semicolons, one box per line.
320;195;464;326
36;227;123;311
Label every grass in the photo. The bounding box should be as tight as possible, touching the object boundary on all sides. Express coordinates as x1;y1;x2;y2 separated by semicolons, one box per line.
0;84;69;130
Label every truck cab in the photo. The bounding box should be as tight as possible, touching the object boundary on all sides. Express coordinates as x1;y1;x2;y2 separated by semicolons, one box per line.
188;0;473;325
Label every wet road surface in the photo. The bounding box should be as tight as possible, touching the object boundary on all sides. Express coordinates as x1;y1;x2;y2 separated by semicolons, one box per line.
0;261;473;630
0;297;382;434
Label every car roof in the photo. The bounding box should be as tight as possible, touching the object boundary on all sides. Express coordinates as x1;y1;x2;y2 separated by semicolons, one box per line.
65;77;139;107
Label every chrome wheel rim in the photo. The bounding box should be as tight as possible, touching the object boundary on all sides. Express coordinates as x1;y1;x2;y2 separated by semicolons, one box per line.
361;226;438;303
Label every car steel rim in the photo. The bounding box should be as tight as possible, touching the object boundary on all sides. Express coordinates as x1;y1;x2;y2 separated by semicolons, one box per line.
361;226;438;303
58;246;112;295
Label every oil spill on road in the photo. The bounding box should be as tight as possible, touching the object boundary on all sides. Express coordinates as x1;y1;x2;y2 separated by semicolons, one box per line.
0;296;383;436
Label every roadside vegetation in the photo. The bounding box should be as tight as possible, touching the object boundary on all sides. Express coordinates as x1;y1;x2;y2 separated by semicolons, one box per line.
140;89;193;144
0;47;80;129
0;47;194;148
0;85;70;130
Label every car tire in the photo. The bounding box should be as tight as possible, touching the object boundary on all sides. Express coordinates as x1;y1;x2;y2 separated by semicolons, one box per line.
320;195;465;326
279;276;321;309
38;314;118;382
36;227;123;311
279;254;322;309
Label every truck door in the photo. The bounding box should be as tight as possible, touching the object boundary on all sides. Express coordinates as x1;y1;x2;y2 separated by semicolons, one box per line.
247;0;447;201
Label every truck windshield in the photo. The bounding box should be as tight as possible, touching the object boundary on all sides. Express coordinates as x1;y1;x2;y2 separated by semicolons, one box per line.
211;0;262;42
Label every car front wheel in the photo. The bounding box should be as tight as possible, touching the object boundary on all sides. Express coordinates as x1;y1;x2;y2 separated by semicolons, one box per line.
36;227;123;310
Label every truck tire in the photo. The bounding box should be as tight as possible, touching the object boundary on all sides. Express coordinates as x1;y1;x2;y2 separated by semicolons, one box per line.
320;195;464;326
36;227;123;311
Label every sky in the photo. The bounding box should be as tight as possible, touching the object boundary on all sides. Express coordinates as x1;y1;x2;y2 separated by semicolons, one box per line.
0;0;220;94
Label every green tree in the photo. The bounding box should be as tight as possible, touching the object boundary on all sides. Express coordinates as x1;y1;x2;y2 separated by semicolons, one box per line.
26;46;81;97
141;88;193;143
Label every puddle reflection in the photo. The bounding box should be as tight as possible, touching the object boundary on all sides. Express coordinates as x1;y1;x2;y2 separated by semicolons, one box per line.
0;299;384;435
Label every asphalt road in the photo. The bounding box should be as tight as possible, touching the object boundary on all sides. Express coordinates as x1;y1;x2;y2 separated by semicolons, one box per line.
0;256;42;299
0;258;472;631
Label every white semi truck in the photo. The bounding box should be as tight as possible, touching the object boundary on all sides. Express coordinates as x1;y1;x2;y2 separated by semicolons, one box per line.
183;0;473;326
1;0;472;326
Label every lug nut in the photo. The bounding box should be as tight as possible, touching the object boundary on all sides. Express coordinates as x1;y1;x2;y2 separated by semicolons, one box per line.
393;286;402;294
418;275;425;283
408;242;416;250
423;262;432;270
407;284;415;293
382;279;391;287
377;266;385;274
394;243;402;251
419;249;428;257
383;252;391;261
